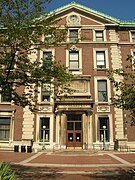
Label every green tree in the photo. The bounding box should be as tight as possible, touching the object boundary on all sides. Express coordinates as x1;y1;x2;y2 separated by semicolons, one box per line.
0;0;74;111
108;55;135;125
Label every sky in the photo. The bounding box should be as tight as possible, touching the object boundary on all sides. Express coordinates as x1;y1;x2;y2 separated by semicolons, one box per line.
46;0;135;21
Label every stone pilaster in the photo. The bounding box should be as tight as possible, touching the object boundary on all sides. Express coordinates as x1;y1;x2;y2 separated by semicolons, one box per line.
109;30;125;140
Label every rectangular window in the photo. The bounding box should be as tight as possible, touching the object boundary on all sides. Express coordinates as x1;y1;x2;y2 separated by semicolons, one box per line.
96;51;106;68
0;117;10;141
98;117;109;142
43;52;52;65
131;32;135;42
69;30;78;42
69;51;79;69
45;34;53;44
98;80;108;102
40;117;50;142
41;84;50;102
1;85;12;102
96;31;104;41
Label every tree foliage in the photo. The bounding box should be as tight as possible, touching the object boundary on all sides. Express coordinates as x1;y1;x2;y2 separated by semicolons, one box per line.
0;0;74;111
108;55;135;125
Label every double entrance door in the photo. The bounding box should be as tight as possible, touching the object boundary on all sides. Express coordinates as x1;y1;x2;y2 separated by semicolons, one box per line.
66;114;82;149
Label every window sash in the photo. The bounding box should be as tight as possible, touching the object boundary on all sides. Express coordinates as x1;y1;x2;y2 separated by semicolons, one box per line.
69;51;79;69
41;84;50;102
69;30;78;42
132;32;135;42
98;117;109;142
98;80;108;102
96;31;104;41
40;117;50;142
96;51;106;68
43;52;52;64
0;117;10;140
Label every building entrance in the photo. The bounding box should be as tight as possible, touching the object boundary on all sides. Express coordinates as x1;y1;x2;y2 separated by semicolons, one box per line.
66;114;82;148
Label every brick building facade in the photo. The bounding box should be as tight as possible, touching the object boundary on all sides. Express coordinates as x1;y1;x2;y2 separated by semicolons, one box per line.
0;2;135;152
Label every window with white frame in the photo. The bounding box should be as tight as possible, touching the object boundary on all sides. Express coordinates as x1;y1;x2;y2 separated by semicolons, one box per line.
69;29;78;43
43;51;52;65
96;31;104;41
0;117;11;141
131;32;135;42
69;51;79;69
97;80;108;102
39;117;50;142
44;34;53;44
98;116;109;142
41;84;50;102
96;51;106;69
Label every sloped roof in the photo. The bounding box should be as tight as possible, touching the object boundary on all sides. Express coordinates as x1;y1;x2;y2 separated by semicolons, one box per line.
49;1;135;27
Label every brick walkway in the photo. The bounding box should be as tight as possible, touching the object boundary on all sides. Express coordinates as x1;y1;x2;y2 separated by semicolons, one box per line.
0;150;135;172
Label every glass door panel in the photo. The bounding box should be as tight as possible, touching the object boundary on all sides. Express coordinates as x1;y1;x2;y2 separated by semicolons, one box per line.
68;133;73;142
76;133;81;142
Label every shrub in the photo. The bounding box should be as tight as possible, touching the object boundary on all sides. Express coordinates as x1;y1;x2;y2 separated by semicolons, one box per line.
0;162;16;180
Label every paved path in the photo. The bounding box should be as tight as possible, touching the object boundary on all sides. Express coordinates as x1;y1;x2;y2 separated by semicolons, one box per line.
0;150;135;172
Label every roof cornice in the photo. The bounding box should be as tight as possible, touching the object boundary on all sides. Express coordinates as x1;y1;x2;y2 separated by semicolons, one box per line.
49;2;135;27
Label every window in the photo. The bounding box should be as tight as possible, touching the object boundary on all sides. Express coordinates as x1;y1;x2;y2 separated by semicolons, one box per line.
69;51;79;69
0;117;10;141
96;51;106;69
41;84;50;102
45;34;53;44
133;52;135;67
1;85;12;102
96;31;104;41
40;117;50;142
98;117;109;142
98;80;108;102
69;30;78;42
131;32;135;42
43;51;52;65
67;114;82;131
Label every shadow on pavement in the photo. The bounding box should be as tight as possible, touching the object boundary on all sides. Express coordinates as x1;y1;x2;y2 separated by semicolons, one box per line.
11;164;135;180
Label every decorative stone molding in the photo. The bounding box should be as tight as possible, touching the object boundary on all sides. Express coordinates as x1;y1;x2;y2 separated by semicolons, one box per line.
97;106;110;113
38;105;52;112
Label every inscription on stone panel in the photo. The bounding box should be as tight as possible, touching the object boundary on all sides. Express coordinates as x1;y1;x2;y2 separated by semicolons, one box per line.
39;106;52;112
71;80;88;93
97;106;110;113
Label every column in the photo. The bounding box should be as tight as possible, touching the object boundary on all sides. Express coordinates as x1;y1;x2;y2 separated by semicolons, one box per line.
88;113;93;149
61;113;67;147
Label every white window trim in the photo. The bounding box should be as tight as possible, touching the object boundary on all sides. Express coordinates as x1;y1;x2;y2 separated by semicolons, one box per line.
36;114;54;144
93;48;109;69
38;49;55;103
130;31;135;43
95;114;113;143
66;47;82;74
94;77;111;104
67;28;81;43
40;48;55;65
130;49;135;70
0;113;14;143
93;29;106;42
